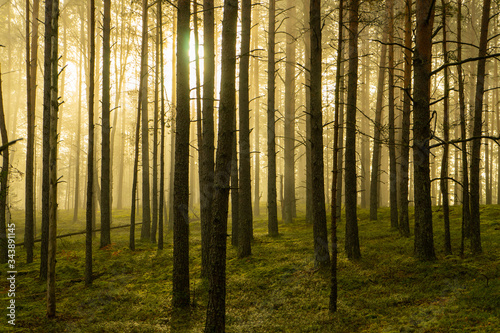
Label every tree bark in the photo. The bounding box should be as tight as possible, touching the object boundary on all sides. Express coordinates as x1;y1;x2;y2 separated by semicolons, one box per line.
238;0;253;258
205;0;238;330
344;0;361;260
267;0;279;237
470;0;491;255
172;0;191;309
0;66;9;264
413;0;435;261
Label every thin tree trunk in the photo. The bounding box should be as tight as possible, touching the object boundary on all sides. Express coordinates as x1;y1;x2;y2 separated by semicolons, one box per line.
304;0;312;224
85;0;96;286
130;75;143;252
73;11;83;223
100;0;111;248
440;0;451;255
267;0;278;236
25;0;40;264
470;0;491;255
230;117;239;246
238;0;253;258
158;0;165;250
0;66;9;264
205;0;238;330
345;0;361;260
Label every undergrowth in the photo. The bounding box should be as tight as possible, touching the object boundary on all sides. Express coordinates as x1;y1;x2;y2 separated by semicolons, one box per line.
1;205;499;332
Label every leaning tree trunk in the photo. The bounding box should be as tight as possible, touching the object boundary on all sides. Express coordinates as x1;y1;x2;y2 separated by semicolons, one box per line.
470;0;491;255
205;0;238;330
344;0;361;260
413;0;435;261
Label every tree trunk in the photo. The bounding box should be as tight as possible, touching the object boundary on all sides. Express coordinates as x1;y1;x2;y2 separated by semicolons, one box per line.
387;0;398;230
230;117;239;246
283;0;296;225
369;35;387;221
344;0;361;260
304;0;312;224
25;0;40;264
0;66;9;264
85;0;96;286
470;0;491;255
140;0;151;240
172;0;191;309
399;0;412;237
238;0;253;258
100;0;111;248
267;0;279;237
205;0;238;330
440;0;451;255
413;0;435;261
158;0;165;250
200;0;215;276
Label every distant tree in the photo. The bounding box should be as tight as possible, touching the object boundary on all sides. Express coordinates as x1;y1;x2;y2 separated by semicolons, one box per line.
85;0;96;286
200;0;215;275
283;0;296;224
172;0;191;309
100;0;111;248
140;0;151;241
413;0;435;261
205;0;238;330
0;65;9;264
25;0;40;264
267;0;278;237
344;0;361;260
470;0;491;255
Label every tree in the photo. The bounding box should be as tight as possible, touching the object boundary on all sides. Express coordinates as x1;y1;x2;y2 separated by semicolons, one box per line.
200;0;215;276
387;0;398;230
267;0;278;237
0;65;9;264
440;0;451;255
25;0;40;264
283;0;296;224
43;0;60;317
158;0;165;250
100;0;111;248
399;0;412;237
238;0;253;258
344;0;361;260
469;0;491;255
413;0;435;261
172;0;191;308
140;0;151;241
205;0;238;330
85;0;96;286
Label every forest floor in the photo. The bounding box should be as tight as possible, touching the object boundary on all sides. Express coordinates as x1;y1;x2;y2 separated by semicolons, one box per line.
1;205;500;332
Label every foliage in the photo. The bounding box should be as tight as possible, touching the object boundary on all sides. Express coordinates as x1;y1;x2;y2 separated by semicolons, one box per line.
1;206;499;332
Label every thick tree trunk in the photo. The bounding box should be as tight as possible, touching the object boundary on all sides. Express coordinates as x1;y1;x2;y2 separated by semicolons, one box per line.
470;0;491;255
238;0;253;258
172;0;191;309
344;0;361;260
205;0;238;330
100;0;111;248
413;0;435;261
267;0;279;236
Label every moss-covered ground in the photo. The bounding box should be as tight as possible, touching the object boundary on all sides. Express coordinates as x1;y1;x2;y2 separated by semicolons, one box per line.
1;205;499;332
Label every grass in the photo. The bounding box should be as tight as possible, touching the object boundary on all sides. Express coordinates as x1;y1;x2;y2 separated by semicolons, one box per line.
1;205;499;332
